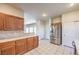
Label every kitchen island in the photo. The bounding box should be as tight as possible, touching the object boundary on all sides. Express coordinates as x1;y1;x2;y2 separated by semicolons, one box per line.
0;31;39;55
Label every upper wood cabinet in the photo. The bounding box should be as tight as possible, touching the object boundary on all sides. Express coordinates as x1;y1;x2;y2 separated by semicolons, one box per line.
4;16;15;30
0;13;4;30
15;18;24;30
0;13;24;31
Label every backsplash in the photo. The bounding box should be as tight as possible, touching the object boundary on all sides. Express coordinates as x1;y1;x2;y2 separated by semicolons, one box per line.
0;31;35;39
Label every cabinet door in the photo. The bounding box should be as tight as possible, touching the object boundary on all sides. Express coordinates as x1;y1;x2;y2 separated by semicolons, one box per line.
17;19;24;30
0;50;1;55
4;16;15;30
26;39;28;52
15;39;26;55
27;37;34;51
33;36;38;48
15;18;24;30
0;13;4;30
1;41;15;55
1;46;15;55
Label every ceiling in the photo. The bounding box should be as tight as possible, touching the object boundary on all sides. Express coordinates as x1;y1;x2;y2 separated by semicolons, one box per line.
10;3;79;20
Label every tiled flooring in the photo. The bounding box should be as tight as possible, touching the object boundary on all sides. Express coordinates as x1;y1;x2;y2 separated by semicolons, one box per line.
24;40;74;55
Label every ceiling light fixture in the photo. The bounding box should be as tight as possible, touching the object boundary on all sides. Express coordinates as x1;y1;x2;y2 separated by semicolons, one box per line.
42;13;47;17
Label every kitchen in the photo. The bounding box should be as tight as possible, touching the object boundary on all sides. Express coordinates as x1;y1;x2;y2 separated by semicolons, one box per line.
0;3;79;55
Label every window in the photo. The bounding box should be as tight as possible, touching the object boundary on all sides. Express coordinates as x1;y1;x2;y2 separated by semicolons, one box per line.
25;24;36;34
30;27;33;33
26;27;29;33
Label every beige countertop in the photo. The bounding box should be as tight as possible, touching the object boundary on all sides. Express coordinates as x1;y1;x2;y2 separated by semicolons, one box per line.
0;31;37;43
0;35;37;43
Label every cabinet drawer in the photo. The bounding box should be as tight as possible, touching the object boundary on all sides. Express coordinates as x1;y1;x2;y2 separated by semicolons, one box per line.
15;39;26;45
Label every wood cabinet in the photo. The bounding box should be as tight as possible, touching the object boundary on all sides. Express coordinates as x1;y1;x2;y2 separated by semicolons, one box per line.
0;41;15;55
0;50;1;55
0;13;4;30
1;46;15;55
0;44;1;55
15;39;26;55
0;13;24;31
33;36;38;48
4;16;15;30
0;36;39;55
25;39;28;52
15;18;24;30
27;37;34;51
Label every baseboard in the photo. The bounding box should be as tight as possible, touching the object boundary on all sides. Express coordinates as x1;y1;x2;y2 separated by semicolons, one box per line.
50;42;61;46
63;45;74;49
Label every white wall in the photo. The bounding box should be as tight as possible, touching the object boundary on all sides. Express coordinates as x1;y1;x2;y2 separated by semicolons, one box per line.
0;4;23;17
24;13;36;33
36;18;51;40
44;19;51;40
36;20;45;40
62;10;79;47
24;13;36;25
51;17;61;23
24;12;46;40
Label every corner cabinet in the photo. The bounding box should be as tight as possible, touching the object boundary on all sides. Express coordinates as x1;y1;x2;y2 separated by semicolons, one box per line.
0;36;39;55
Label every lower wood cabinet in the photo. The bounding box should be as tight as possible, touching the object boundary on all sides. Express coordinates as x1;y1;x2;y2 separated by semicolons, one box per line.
0;50;1;55
0;44;1;55
15;39;26;55
25;39;28;52
0;41;15;55
1;46;15;55
0;36;39;55
33;36;38;48
27;37;34;51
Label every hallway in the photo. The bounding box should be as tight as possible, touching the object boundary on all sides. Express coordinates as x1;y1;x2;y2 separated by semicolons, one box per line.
24;40;74;55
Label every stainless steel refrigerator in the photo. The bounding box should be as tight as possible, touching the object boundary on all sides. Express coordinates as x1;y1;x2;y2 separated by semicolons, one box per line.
50;22;62;45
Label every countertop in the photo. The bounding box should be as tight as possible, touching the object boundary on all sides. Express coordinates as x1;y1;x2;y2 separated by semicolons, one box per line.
0;31;37;43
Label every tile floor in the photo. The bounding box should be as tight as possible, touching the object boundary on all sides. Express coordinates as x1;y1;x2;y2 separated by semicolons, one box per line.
24;40;74;55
